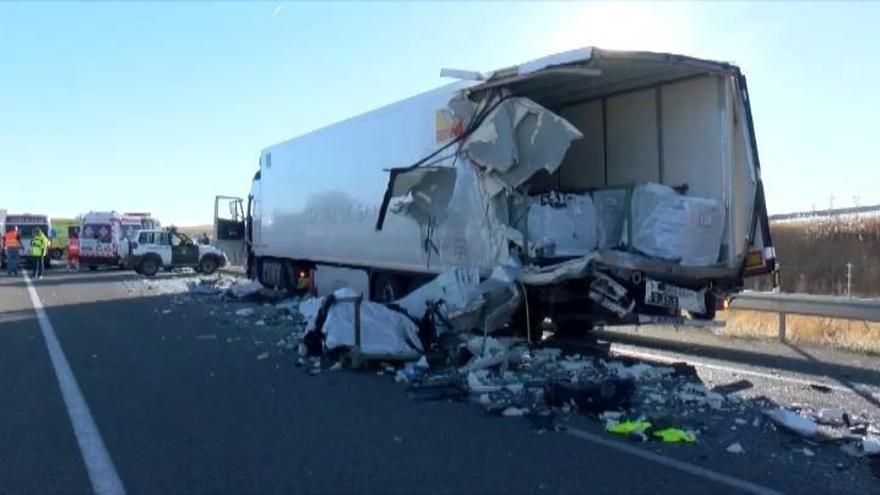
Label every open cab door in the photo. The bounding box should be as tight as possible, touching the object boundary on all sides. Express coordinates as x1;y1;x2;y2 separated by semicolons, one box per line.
213;195;246;268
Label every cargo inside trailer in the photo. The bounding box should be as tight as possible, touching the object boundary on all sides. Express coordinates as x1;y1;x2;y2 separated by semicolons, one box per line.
464;51;760;277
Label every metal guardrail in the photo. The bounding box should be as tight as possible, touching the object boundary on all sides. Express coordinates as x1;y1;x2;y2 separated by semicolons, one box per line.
729;291;880;341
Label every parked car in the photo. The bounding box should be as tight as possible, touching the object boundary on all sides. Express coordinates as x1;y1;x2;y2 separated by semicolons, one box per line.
128;228;226;276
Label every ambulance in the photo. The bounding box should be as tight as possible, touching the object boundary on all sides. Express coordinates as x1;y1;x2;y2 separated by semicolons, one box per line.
79;211;143;270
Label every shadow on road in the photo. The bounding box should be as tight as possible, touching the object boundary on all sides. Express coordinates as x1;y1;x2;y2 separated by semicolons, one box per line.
784;342;880;409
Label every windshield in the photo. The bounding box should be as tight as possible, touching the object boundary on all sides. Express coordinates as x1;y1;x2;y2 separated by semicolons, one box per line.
119;224;140;241
82;223;114;243
9;224;49;238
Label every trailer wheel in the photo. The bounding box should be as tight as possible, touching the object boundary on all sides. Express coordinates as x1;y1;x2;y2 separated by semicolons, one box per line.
199;256;218;275
372;272;405;303
139;256;161;277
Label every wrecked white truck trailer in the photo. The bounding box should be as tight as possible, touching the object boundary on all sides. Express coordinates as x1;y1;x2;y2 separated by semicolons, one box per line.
215;48;775;332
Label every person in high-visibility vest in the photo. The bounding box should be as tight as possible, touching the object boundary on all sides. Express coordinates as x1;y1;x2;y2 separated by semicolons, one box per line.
4;227;22;276
30;227;50;279
67;231;80;271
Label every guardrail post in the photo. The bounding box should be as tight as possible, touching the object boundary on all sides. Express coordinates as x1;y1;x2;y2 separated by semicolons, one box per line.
778;312;787;342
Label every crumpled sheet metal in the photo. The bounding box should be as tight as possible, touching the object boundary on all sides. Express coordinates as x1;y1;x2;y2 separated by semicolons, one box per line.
462;97;583;192
518;254;597;285
301;288;423;359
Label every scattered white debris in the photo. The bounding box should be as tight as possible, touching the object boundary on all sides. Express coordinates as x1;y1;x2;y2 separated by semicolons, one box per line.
415;356;430;369
735;418;748;426
161;309;172;315
235;308;255;317
802;447;816;457
816;408;846;425
229;280;263;298
505;383;524;394
329;362;342;371
478;394;492;405
502;406;527;417
468;371;502;393
863;435;880;455
726;442;745;454
256;352;269;360
531;348;562;363
764;408;818;438
255;319;266;327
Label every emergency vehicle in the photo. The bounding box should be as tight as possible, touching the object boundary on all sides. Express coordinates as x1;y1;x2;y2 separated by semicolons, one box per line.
2;213;52;268
79;211;143;270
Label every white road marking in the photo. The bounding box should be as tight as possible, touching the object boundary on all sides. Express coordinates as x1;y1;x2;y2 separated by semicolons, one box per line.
565;427;783;495
23;273;126;495
611;345;858;393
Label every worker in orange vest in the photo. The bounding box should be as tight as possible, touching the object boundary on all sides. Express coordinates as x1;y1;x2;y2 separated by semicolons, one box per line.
4;226;22;276
67;230;80;271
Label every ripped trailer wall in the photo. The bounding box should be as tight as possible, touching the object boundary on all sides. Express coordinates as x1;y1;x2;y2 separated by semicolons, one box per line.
242;47;773;327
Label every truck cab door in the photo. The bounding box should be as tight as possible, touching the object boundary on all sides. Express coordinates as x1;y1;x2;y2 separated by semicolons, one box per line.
213;195;246;267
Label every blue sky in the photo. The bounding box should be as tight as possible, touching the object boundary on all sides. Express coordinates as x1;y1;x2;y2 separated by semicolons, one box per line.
1;1;878;225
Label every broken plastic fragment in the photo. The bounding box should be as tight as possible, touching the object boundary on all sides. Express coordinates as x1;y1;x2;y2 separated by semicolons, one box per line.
607;420;652;436
764;408;818;438
864;435;880;455
652;428;696;443
235;308;255;317
726;442;745;454
502;406;527;417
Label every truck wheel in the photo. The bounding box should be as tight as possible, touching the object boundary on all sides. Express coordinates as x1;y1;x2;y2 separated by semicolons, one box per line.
199;256;218;275
691;292;717;320
371;272;405;303
139;257;160;277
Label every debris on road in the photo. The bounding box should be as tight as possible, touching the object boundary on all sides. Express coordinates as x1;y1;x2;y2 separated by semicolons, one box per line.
726;442;745;454
235;308;255;317
765;408;819;438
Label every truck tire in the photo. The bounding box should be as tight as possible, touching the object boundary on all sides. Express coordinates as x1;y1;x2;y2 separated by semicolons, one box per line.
139;256;161;277
691;292;717;320
371;272;405;303
199;256;219;275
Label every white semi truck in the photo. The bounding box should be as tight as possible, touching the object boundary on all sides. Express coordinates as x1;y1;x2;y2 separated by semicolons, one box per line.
215;47;775;331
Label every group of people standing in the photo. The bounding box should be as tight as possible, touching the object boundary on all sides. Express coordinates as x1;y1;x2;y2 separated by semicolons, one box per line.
2;226;76;279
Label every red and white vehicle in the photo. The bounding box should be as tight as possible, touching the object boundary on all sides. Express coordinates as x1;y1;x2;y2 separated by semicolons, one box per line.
79;211;143;270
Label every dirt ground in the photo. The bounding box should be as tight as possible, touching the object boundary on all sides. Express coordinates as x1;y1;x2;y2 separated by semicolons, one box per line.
720;309;880;355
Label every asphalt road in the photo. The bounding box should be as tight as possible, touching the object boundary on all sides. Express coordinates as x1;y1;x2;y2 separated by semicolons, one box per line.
1;268;878;494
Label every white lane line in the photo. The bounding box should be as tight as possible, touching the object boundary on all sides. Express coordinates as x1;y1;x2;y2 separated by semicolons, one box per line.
610;345;859;394
565;427;782;495
23;273;126;495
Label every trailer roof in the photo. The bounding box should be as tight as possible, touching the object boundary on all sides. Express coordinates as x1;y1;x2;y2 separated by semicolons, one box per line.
469;47;740;108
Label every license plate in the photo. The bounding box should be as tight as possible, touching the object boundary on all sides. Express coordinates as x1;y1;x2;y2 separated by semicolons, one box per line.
644;279;706;314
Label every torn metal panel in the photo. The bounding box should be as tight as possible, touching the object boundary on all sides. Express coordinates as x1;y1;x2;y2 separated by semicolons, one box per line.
519;254;596;285
394;267;484;334
589;272;634;318
461;98;583;191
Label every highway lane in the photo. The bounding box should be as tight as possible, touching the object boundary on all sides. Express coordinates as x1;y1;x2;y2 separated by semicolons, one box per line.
1;269;877;494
